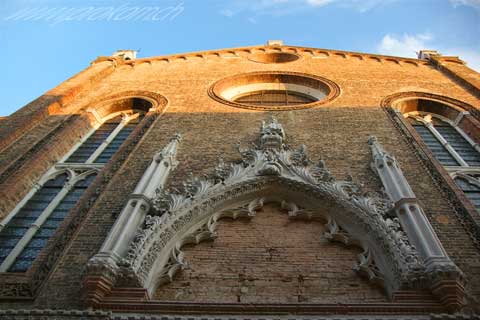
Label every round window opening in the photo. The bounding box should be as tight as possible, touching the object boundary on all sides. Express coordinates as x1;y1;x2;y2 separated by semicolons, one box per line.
209;72;340;110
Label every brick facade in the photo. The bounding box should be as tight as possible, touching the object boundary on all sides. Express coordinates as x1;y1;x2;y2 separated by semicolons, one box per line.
0;44;479;319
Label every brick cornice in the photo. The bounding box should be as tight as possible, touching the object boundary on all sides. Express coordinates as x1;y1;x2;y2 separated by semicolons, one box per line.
428;55;480;101
101;44;430;68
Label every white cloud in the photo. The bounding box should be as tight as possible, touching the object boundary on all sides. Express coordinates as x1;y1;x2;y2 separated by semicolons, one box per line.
377;32;480;72
306;0;336;7
220;9;234;17
449;0;480;10
378;32;433;58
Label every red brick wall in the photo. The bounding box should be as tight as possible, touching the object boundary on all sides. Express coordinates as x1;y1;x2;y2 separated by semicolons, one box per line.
0;46;479;310
155;204;387;303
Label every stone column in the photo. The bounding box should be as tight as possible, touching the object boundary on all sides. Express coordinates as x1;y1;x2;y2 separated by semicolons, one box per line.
99;134;181;261
85;134;181;304
368;136;465;310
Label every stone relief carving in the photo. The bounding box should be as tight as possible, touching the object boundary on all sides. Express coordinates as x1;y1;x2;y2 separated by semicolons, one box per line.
85;117;465;310
281;200;317;220
154;197;263;287
354;247;385;287
322;215;387;286
109;117;424;296
324;217;359;246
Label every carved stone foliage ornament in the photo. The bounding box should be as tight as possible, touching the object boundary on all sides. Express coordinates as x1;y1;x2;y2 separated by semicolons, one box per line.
85;116;465;310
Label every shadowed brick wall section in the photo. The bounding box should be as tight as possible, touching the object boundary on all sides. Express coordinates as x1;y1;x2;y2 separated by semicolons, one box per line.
0;46;479;311
154;204;387;303
0;113;95;218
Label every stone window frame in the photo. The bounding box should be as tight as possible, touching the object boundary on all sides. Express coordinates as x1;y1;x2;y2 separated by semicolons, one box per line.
0;111;143;273
381;92;480;251
0;91;168;300
208;71;341;111
404;111;480;212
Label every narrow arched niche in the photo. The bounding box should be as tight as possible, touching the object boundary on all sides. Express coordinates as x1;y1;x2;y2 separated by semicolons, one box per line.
154;203;387;304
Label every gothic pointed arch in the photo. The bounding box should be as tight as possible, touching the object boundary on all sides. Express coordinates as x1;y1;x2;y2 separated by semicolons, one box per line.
129;173;414;297
86;117;465;312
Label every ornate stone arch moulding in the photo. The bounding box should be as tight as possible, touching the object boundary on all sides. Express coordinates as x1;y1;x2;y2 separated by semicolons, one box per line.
85;117;465;311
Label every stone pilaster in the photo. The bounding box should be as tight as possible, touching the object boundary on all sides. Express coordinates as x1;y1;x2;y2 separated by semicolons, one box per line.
85;134;181;304
368;136;465;311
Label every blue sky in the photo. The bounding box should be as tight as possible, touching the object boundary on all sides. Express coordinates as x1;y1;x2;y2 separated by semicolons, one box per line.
1;0;479;116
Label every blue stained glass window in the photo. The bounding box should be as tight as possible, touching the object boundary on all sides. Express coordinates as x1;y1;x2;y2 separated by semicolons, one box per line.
408;115;480;214
7;173;97;272
2;111;144;273
94;116;141;164
411;121;460;166
455;176;480;213
0;173;67;268
65;116;122;163
434;122;480;166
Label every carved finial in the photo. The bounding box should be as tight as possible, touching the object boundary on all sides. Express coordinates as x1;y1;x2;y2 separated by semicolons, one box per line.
259;116;285;150
172;132;182;142
154;133;182;163
367;135;378;145
368;135;389;161
318;159;326;169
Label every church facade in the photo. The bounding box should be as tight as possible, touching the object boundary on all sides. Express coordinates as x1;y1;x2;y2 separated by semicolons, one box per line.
0;41;480;319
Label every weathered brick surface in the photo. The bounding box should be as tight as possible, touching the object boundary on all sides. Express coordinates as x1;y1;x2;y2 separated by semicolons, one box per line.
0;45;479;312
155;204;386;303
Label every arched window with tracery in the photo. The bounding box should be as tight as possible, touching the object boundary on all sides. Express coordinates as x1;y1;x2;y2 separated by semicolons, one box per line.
397;97;480;213
0;97;152;272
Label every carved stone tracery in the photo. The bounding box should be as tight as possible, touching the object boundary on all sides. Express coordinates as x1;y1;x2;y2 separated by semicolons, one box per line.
85;116;465;311
102;118;418;295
